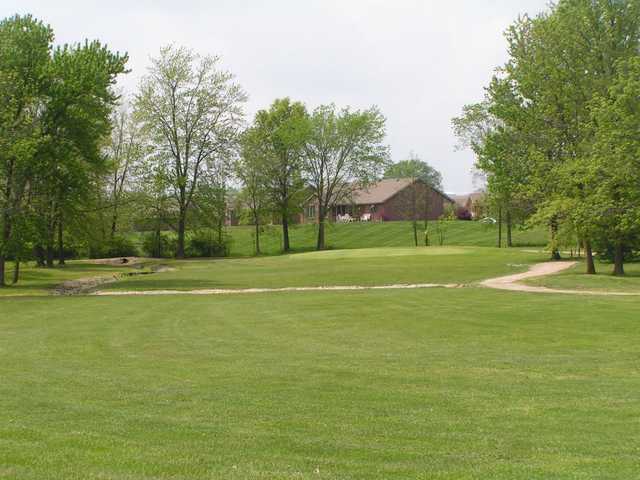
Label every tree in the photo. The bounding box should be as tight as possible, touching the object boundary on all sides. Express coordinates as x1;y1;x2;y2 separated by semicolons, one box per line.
252;98;309;252
134;45;246;258
236;127;270;255
0;14;52;286
0;14;127;284
499;0;640;266
384;153;443;190
302;104;390;250
104;103;143;238
33;40;127;267
589;57;640;275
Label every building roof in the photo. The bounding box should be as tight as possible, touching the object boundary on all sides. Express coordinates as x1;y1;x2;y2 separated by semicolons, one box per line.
345;178;454;205
450;191;485;207
351;178;413;204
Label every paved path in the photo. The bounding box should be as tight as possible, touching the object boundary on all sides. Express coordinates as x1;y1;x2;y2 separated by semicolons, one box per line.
481;261;640;296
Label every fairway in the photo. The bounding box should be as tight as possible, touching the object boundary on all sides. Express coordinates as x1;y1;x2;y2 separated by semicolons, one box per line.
1;288;639;479
98;247;546;293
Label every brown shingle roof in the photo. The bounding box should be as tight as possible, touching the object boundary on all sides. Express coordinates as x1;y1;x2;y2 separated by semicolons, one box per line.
339;178;454;205
351;178;414;204
451;191;485;207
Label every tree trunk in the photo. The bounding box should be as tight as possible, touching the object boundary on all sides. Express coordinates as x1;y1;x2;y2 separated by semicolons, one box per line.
12;259;19;284
58;219;65;266
412;221;418;247
613;242;625;276
110;209;118;239
1;158;14;287
585;240;596;275
154;228;161;257
176;214;186;259
254;220;261;255
497;206;502;248
282;213;290;252
506;210;513;247
550;219;561;260
34;245;45;267
0;254;5;287
316;212;326;251
45;221;55;268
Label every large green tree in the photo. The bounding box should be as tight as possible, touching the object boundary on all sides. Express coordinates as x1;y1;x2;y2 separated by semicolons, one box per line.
588;57;640;275
302;104;389;250
0;14;127;285
135;46;246;258
236;127;271;255
251;98;309;252
0;15;52;286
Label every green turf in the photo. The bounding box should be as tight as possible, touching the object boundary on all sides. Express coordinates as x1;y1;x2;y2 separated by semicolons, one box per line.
525;259;640;293
1;288;638;479
98;247;546;292
0;261;147;297
225;221;547;256
128;221;548;257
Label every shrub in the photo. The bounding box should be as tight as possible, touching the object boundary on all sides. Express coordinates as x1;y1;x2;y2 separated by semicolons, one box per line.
89;235;139;259
186;229;230;258
141;231;174;258
455;206;473;221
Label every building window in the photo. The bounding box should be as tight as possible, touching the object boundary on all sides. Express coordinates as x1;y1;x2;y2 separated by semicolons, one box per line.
306;206;316;219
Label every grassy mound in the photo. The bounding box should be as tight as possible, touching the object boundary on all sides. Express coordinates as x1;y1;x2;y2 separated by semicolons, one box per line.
219;220;548;256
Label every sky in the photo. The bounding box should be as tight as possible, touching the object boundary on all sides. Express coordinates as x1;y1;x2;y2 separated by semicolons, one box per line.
2;0;549;194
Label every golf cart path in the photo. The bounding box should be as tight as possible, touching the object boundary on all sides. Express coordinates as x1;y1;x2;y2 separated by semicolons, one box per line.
480;261;640;296
92;283;463;296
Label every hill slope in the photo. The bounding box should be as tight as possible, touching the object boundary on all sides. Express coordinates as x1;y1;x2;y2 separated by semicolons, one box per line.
226;220;547;256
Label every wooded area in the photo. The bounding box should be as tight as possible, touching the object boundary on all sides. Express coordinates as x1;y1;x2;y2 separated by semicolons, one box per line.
3;0;640;287
453;0;640;276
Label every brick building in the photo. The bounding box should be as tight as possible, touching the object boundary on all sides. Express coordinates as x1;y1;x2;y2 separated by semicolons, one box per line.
301;178;455;223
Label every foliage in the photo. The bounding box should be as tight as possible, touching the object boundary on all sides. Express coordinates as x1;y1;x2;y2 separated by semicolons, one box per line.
141;231;173;258
455;206;472;221
0;13;127;284
453;0;640;273
302;104;390;249
248;98;309;252
89;234;139;259
134;45;246;258
186;229;230;258
384;153;443;189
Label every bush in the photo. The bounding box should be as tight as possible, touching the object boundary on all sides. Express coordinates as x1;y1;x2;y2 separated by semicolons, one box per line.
455;206;473;221
594;239;640;263
89;235;139;259
141;231;174;258
186;229;230;258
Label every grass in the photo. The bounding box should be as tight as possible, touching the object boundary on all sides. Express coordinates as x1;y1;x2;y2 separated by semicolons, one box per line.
0;261;146;297
1;287;639;479
2;246;637;478
98;247;545;292
129;220;548;257
525;259;640;293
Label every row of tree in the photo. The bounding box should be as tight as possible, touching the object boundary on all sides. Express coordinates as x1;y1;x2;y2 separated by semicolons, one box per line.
1;13;446;286
453;0;640;275
0;14;127;286
237;99;389;253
